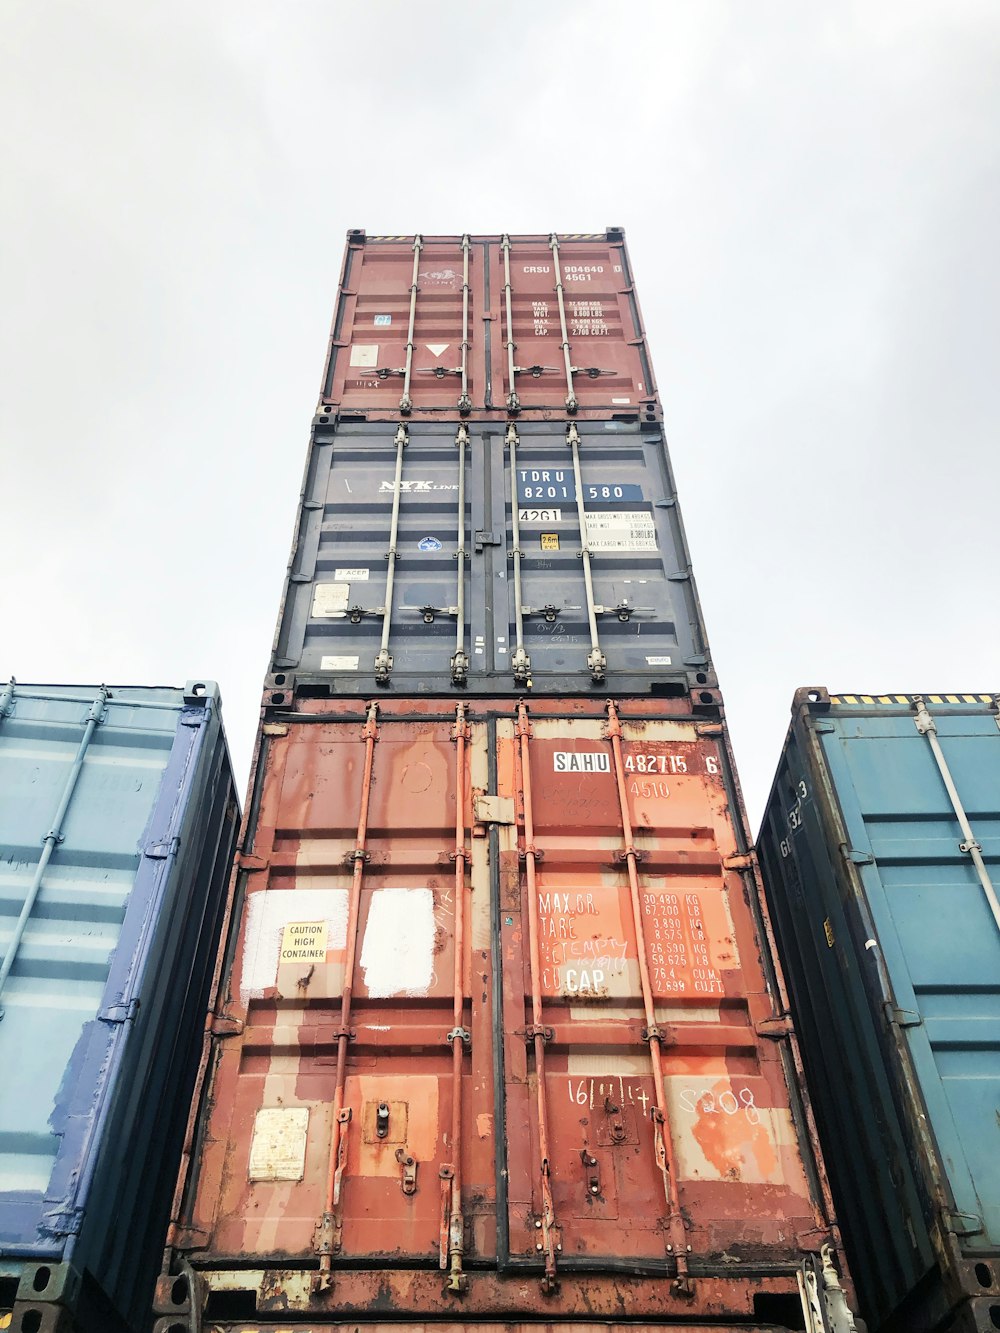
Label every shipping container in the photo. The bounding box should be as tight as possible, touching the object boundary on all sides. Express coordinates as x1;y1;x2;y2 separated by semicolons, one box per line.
155;695;857;1332
757;689;1000;1333
317;230;659;421
266;417;716;704
0;680;240;1333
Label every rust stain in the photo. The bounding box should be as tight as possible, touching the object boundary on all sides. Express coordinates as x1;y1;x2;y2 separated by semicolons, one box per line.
691;1078;779;1182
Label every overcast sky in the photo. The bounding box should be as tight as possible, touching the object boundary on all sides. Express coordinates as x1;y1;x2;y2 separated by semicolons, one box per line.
3;0;998;829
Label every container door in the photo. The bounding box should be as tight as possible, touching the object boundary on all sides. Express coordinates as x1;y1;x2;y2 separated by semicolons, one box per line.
497;423;710;688
821;708;1000;1248
488;235;654;415
201;711;497;1267
323;237;487;416
495;709;820;1271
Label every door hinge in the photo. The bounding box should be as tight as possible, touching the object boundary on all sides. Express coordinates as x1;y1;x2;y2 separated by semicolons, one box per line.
100;999;140;1024
942;1208;984;1237
238;852;269;872
145;836;180;860
842;847;874;866
755;1015;793;1040
723;852;753;871
211;1013;245;1037
884;1004;922;1029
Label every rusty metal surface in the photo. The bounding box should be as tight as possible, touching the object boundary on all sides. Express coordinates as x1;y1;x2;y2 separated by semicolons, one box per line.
162;695;850;1326
318;232;657;421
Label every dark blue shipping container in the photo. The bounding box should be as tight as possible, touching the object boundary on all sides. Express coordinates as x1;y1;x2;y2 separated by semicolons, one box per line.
757;688;1000;1333
0;681;239;1333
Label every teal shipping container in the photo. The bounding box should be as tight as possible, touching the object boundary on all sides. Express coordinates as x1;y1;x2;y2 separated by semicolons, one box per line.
757;688;1000;1333
0;681;239;1333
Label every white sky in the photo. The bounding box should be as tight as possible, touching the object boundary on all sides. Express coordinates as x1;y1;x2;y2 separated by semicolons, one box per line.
3;0;998;830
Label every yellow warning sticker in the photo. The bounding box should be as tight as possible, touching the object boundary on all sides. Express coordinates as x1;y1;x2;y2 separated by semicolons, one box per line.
280;921;328;963
823;918;835;948
540;533;560;551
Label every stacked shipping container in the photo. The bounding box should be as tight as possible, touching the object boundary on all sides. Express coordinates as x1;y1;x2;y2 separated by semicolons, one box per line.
0;681;239;1333
758;690;1000;1333
154;232;859;1333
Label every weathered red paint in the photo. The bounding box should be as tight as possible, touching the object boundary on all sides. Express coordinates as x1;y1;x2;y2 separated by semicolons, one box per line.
318;232;658;421
160;695;851;1327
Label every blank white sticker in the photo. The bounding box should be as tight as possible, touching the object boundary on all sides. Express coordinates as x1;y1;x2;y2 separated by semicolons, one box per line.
311;584;349;618
349;344;378;367
334;567;369;581
320;655;359;670
361;888;436;998
249;1107;310;1181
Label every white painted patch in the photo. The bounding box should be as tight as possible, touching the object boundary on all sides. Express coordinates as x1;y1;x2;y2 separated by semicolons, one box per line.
241;889;348;1004
611;396;631;404
645;655;673;666
360;888;435;998
350;344;378;367
425;342;449;356
320;655;359;671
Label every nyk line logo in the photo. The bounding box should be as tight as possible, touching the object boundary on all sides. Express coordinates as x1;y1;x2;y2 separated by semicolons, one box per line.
380;480;459;493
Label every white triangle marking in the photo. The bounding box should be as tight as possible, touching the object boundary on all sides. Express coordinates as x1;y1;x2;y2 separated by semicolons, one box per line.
426;343;449;357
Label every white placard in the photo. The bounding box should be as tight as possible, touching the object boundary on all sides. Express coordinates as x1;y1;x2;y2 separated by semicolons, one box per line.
584;511;657;551
518;507;564;523
334;567;368;581
646;655;673;666
349;344;378;367
320;655;359;670
311;584;349;618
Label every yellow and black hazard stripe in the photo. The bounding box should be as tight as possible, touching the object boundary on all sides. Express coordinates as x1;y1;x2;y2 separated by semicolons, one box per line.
833;693;997;706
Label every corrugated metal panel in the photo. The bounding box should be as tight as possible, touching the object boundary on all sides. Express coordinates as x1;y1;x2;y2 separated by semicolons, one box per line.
318;231;657;421
0;681;239;1333
266;419;714;703
757;689;1000;1333
158;696;850;1330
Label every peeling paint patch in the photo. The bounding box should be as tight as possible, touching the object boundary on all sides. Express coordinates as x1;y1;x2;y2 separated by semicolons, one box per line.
360;888;435;998
241;889;348;1004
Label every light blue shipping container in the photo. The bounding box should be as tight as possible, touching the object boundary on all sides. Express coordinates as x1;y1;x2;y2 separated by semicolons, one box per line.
0;681;239;1333
757;689;1000;1333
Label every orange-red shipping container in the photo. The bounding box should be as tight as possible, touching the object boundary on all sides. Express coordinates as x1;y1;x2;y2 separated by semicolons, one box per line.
316;231;660;423
155;694;856;1332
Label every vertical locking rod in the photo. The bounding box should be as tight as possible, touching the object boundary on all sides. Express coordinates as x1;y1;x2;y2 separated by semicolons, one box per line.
442;703;470;1290
567;423;606;681
506;423;531;684
315;702;380;1291
515;702;560;1291
399;234;423;413
605;700;691;1288
451;425;469;684
0;687;107;1017
501;234;520;414
458;234;472;415
549;234;578;414
913;696;1000;936
375;424;407;683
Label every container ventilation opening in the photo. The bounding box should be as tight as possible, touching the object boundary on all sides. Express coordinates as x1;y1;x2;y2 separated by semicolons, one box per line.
650;681;685;697
753;1292;806;1329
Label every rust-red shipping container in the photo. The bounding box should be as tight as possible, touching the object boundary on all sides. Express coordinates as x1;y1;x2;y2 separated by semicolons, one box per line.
155;695;857;1332
317;231;660;422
